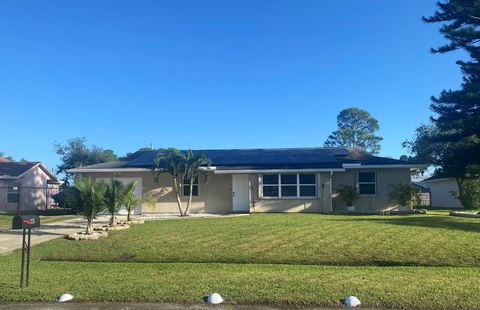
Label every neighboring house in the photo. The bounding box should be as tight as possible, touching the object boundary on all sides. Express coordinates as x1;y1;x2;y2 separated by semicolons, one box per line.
69;147;425;214
422;176;463;209
412;181;431;207
0;160;61;213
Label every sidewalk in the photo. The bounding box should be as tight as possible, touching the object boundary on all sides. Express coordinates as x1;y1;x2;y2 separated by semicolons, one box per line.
0;217;84;255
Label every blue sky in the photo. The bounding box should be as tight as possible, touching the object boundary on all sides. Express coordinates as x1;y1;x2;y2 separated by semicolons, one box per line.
0;0;465;172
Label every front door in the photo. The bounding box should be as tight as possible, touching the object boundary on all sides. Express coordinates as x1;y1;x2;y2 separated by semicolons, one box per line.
232;174;250;213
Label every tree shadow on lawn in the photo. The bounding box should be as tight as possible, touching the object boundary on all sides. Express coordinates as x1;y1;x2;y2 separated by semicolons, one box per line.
332;215;480;233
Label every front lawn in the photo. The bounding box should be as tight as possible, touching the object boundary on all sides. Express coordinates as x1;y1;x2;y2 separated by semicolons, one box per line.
0;213;479;309
37;213;480;267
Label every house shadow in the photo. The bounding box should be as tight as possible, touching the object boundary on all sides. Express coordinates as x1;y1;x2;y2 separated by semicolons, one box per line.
332;215;480;233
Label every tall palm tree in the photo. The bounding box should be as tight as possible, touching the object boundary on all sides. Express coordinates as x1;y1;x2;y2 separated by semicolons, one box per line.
122;181;156;221
74;177;107;234
154;148;186;216
183;150;212;216
104;179;126;226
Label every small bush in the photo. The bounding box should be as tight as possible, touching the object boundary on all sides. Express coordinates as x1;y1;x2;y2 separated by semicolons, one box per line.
459;179;480;210
336;185;359;206
388;183;419;207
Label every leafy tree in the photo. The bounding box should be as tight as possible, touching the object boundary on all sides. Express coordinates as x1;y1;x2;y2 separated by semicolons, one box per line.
403;124;476;207
119;147;153;161
424;1;480;171
104;179;126;226
183;150;212;216
0;151;14;161
458;179;480;210
324;107;382;154
122;181;156;221
153;148;187;216
406;1;480;209
53;186;82;212
74;177;107;234
54;137;117;185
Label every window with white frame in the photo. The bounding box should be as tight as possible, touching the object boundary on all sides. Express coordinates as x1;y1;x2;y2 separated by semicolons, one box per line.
7;183;19;203
183;176;199;196
262;174;316;198
358;172;376;195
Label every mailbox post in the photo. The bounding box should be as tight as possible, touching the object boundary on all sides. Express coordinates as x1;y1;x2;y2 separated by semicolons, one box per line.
12;215;40;288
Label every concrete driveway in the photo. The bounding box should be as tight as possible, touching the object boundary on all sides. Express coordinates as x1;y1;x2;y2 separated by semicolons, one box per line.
0;217;84;255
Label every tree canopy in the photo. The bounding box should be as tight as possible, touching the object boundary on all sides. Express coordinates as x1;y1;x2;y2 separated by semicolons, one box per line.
119;147;153;161
0;151;13;161
421;0;480;174
405;0;480;209
54;137;118;185
324;107;382;154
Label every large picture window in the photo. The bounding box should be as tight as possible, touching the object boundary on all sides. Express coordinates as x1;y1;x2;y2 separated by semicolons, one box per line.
7;183;19;203
262;174;316;198
183;176;199;196
358;172;376;195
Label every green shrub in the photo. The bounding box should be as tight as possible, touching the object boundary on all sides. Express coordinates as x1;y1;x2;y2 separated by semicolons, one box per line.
388;183;419;207
336;185;359;206
459;179;480;210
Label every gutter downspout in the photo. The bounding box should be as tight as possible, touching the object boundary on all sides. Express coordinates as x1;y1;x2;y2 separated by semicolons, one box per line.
330;170;333;213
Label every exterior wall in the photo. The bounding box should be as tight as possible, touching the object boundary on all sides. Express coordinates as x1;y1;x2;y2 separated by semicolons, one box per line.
427;179;462;209
86;171;233;214
332;168;411;213
0;180;16;212
251;172;332;213
82;168;412;214
0;166;59;213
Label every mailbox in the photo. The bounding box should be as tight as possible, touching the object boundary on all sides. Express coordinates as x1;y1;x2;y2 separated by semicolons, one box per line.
12;215;40;230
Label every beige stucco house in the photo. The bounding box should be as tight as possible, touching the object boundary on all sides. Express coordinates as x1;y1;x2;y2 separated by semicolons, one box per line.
422;176;462;209
0;160;61;213
69;147;425;214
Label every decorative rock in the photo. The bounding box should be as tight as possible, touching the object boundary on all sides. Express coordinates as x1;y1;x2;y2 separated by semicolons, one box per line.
94;224;130;231
343;296;361;307
450;211;480;219
57;293;74;302
67;231;108;241
207;293;224;304
127;219;145;224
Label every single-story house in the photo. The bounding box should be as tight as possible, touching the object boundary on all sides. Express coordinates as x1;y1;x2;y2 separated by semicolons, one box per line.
0;160;61;213
69;147;425;214
422;176;463;209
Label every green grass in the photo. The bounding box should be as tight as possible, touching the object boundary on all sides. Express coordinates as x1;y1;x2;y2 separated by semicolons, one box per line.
0;215;79;231
37;213;480;267
0;213;479;309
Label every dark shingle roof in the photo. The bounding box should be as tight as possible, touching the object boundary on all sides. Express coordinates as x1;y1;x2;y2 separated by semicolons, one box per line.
0;162;39;177
72;147;420;172
75;161;130;169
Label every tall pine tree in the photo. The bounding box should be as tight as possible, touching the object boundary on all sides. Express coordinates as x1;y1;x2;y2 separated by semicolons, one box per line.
405;1;480;208
423;0;480;178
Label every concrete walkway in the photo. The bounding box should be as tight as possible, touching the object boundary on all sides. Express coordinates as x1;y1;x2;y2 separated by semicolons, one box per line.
0;217;85;255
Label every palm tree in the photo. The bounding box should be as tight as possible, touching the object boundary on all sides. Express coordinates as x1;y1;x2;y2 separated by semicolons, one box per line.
104;179;126;226
154;148;186;216
122;181;156;221
74;177;107;234
183;150;212;216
